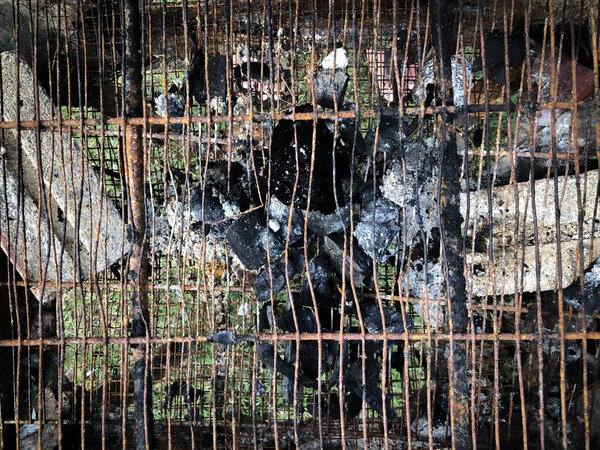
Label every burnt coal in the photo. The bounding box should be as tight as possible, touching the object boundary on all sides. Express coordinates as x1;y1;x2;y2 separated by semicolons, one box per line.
226;209;286;270
354;222;400;263
253;250;304;302
187;49;228;105
250;380;267;396
325;103;367;154
190;188;228;237
234;61;270;81
257;304;274;331
189;162;256;238
345;358;399;420
363;109;410;154
563;257;600;316
164;381;203;414
281;341;301;406
266;196;304;245
307;393;342;419
154;92;185;134
323;233;372;287
345;392;364;419
301;254;335;308
314;69;349;109
360;196;399;224
361;302;413;336
381;138;440;249
207;331;252;346
257;343;318;388
275;308;341;381
306;203;351;236
355;193;401;263
275;307;318;334
263;104;345;214
472;30;526;85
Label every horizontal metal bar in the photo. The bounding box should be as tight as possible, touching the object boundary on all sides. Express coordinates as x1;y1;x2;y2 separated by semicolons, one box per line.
0;101;591;129
0;331;597;347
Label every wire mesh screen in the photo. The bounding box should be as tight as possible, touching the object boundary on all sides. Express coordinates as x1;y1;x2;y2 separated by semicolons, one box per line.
0;0;599;448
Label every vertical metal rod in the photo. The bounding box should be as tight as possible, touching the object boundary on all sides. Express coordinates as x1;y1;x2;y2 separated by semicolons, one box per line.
429;0;471;448
123;0;153;448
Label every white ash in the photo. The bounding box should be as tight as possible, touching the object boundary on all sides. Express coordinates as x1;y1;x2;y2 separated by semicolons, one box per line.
210;96;227;114
147;213;172;258
403;259;446;328
381;138;440;246
163;199;230;268
237;302;251;316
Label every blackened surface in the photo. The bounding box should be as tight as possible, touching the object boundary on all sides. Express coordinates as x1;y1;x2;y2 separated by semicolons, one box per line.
301;253;335;308
361;302;414;335
430;0;470;448
124;0;153;447
256;343;318;388
323;233;372;287
345;358;399;420
314;69;349;109
472;31;526;85
226;209;286;270
253;250;304;302
187;50;228;105
263;105;346;214
0;251;16;447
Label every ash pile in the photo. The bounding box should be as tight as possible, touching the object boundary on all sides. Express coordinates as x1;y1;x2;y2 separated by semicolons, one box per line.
151;47;436;423
149;35;600;438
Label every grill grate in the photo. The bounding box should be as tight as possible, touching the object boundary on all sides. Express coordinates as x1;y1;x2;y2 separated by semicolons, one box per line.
0;0;599;449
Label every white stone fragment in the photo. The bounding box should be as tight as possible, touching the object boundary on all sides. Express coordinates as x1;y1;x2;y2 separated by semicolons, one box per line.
321;48;348;70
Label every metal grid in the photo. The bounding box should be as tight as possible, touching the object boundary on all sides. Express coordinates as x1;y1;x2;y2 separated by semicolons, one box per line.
0;0;599;449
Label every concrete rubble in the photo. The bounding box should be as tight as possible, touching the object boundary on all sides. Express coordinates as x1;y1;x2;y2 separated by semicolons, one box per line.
0;52;127;300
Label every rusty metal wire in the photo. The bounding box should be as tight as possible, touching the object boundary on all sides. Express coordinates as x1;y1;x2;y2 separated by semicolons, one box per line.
0;0;599;449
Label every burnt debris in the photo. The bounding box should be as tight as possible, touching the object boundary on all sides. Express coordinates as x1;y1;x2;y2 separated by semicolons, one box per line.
472;30;526;85
187;49;228;106
154;91;185;134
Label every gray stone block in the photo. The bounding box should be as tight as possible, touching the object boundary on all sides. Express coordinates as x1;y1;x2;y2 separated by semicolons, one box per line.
0;52;127;297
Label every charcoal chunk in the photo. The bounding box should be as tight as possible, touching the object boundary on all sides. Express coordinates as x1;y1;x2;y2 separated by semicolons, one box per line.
275;307;318;334
257;343;318;388
275;308;339;381
207;331;251;346
314;69;349;109
360;197;399;224
189;162;255;237
345;392;364;419
267;196;304;245
189;188;229;237
306;204;351;236
258;304;274;331
235;61;270;81
563;257;600;316
361;302;413;335
364;111;403;153
325;103;367;154
226;209;285;270
381;138;440;247
323;233;372;287
187;50;227;105
253;250;304;302
472;31;526;86
263;104;342;214
250;380;267;396
154;92;185;134
301;254;334;307
345;358;399;420
354;221;400;263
